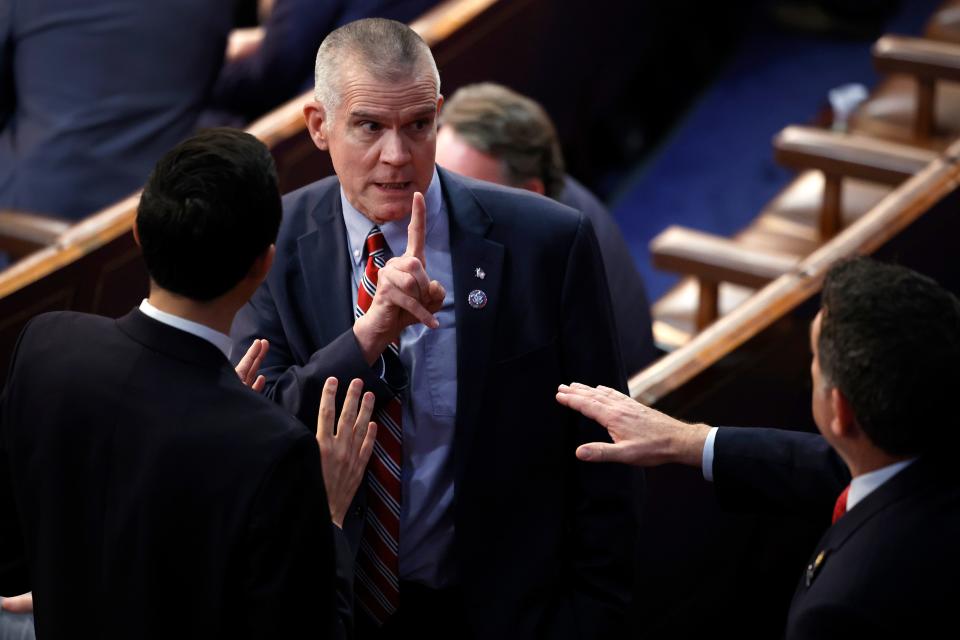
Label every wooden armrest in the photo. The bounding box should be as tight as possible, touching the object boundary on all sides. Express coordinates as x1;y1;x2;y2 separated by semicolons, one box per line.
651;225;799;289
873;35;960;83
0;210;71;260
651;226;800;332
774;125;937;184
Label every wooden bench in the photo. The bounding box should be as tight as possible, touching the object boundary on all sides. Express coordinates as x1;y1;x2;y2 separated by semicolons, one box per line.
629;137;960;638
649;126;936;347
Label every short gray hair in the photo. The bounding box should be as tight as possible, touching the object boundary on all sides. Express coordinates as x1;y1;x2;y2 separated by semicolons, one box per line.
314;18;441;113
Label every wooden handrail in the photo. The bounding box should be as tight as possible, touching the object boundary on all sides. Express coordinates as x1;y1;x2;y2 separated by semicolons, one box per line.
651;225;802;289
630;138;960;404
874;34;960;82
774;125;938;184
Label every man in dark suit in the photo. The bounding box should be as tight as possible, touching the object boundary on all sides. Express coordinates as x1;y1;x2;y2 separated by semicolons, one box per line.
557;257;960;638
0;129;342;639
231;18;637;639
0;0;232;220
435;82;657;375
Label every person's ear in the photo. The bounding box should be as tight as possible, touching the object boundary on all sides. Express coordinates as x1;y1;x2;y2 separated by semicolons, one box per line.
132;219;141;247
520;178;546;196
829;387;857;439
304;102;329;151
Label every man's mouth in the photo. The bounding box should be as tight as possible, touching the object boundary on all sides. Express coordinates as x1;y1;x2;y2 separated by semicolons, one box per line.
374;182;412;191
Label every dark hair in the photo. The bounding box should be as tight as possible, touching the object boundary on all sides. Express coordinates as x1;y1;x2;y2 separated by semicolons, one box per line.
819;257;960;456
136;128;281;301
440;83;566;199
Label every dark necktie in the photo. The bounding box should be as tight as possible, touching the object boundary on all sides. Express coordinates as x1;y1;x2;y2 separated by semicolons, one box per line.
831;484;850;525
354;226;403;624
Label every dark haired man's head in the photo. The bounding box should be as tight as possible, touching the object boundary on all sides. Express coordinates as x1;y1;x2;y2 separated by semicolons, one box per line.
136;128;281;301
812;257;960;458
436;83;565;199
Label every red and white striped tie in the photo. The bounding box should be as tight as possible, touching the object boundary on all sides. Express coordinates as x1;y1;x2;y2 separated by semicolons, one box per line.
354;226;403;624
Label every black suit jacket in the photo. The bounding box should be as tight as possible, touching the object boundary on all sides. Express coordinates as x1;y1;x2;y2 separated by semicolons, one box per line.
231;169;639;638
714;428;959;639
0;310;338;639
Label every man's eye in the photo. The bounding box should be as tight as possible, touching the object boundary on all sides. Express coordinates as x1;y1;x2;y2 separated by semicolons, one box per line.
412;119;429;131
360;122;381;133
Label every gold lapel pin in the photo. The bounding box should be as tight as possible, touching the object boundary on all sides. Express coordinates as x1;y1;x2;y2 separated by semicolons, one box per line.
805;550;828;588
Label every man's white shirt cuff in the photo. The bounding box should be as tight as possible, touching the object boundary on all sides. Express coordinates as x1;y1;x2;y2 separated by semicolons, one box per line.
702;426;719;481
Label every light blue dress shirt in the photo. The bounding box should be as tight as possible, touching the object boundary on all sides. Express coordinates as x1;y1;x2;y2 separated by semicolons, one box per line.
340;169;458;588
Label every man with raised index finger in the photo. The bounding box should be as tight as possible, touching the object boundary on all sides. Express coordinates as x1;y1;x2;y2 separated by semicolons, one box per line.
231;17;638;640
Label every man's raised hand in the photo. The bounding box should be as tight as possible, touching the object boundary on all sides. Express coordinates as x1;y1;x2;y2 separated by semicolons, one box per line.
556;383;711;467
353;192;446;364
316;377;377;528
235;338;269;392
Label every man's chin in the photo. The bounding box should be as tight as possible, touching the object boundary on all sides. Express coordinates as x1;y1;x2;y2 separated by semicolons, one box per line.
362;189;417;223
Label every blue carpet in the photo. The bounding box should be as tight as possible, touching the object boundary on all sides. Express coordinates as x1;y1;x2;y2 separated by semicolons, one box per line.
611;0;944;300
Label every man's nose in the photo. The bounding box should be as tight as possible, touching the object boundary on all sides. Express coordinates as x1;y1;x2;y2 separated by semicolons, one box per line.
380;130;411;166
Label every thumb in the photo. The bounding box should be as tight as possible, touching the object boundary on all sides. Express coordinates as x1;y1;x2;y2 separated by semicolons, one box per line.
575;442;633;464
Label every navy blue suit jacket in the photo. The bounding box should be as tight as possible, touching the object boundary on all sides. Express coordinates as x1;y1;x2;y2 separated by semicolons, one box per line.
0;0;231;220
231;168;639;638
558;176;656;375
714;428;959;639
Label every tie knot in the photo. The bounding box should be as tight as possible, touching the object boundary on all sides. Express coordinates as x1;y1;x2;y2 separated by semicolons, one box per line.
365;226;387;256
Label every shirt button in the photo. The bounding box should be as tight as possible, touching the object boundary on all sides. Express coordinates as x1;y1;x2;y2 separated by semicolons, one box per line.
353;249;361;259
352;506;363;518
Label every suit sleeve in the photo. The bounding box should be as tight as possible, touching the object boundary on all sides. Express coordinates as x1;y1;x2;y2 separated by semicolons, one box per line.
239;431;345;638
0;322;32;596
552;215;640;638
209;0;343;120
713;427;850;518
232;277;398;429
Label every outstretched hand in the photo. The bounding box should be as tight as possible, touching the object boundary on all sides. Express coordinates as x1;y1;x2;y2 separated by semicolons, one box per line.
235;339;269;392
353;192;446;364
316;377;378;528
556;383;711;467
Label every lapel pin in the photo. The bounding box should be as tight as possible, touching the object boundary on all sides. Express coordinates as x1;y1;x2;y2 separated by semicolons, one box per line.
805;550;828;587
467;289;488;309
474;267;486;280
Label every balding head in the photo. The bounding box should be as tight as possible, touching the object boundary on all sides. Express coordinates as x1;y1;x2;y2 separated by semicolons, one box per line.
314;18;440;115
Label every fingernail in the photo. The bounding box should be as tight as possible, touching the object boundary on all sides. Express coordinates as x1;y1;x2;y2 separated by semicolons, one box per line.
578;447;594;461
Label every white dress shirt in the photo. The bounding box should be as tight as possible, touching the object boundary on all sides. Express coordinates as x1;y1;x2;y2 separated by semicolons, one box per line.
138;299;233;358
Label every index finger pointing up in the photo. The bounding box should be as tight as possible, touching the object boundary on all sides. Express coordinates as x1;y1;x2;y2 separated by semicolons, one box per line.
404;191;426;267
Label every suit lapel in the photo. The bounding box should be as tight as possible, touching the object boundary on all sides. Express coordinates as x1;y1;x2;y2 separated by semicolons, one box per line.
441;170;505;488
296;185;356;350
798;458;937;591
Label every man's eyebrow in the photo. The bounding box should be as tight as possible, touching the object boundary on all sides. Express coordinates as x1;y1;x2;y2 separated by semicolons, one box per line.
349;111;384;121
348;108;436;121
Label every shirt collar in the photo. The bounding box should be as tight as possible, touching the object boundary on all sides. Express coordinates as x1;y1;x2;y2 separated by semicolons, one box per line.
847;458;916;511
138;299;233;359
341;168;442;264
